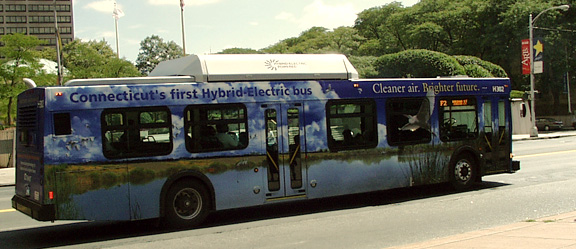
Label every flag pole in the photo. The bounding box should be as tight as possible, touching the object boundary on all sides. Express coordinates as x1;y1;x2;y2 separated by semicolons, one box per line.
180;0;186;55
113;2;123;58
115;16;120;58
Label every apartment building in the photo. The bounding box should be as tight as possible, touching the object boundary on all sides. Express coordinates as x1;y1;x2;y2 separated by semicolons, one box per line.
0;0;74;49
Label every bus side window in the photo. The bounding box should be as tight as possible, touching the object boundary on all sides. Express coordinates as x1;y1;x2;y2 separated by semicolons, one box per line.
101;107;172;159
185;104;248;153
326;99;377;151
439;97;478;141
386;98;431;146
54;113;72;136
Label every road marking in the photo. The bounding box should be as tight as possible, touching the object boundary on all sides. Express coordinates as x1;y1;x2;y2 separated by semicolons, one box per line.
514;149;576;159
0;208;16;213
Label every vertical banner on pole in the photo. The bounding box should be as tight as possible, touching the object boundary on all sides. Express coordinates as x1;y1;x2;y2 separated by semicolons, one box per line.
522;39;530;75
533;37;544;74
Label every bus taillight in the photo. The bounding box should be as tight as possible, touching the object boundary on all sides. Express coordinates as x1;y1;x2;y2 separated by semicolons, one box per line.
49;191;54;200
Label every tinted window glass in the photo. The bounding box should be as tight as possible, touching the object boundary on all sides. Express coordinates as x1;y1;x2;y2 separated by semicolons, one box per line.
185;104;248;153
102;107;172;159
326;99;377;151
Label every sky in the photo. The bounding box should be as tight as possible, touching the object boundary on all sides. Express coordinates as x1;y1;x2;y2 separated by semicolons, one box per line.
73;0;419;63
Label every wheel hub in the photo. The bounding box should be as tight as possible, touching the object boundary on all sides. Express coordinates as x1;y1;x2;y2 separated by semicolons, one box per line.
174;188;202;219
455;160;472;182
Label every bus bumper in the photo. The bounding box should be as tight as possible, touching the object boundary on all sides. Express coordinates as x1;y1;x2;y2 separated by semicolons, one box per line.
511;160;521;172
12;195;55;221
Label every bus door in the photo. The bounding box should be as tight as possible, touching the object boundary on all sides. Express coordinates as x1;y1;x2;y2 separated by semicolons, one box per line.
483;98;511;173
263;103;306;199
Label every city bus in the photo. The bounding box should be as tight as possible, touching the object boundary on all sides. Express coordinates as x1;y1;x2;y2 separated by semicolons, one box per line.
12;54;520;227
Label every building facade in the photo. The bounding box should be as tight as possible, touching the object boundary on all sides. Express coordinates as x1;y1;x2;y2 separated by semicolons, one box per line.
0;0;73;50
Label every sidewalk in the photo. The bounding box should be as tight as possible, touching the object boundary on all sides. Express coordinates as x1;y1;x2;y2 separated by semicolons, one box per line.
389;211;576;249
512;129;576;140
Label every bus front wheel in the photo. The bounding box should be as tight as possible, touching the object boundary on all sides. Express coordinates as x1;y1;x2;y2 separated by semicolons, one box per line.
164;180;210;228
449;154;476;190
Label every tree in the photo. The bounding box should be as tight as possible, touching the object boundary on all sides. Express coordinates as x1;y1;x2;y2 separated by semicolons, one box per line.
354;3;408;55
373;50;508;79
262;27;332;54
374;50;467;78
63;39;141;79
0;33;43;126
218;48;262;54
326;27;363;56
350;0;576;114
136;35;184;75
454;55;508;78
348;56;379;78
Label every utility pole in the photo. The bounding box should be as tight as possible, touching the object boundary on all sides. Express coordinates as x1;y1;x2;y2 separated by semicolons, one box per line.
53;0;63;85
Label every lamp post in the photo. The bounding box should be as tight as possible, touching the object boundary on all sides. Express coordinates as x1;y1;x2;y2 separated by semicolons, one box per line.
529;4;570;137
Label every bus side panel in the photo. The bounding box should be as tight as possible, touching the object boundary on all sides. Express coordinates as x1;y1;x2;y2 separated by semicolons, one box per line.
303;97;452;199
42;104;269;219
45;164;132;220
44;154;270;220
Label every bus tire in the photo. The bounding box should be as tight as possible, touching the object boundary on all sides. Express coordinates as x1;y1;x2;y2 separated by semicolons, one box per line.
164;180;210;228
449;153;476;190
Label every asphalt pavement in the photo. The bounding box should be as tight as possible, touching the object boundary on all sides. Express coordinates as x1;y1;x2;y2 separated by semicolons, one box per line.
1;129;575;248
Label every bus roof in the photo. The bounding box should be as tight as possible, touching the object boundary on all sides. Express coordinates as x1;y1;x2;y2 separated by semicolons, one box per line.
64;76;196;86
149;54;359;82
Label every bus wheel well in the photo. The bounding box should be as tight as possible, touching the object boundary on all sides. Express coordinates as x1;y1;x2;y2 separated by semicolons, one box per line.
159;173;216;220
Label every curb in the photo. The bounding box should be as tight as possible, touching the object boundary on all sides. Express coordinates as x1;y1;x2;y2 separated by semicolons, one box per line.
512;133;576;141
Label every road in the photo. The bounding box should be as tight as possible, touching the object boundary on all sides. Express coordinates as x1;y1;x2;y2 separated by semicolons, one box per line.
0;136;575;248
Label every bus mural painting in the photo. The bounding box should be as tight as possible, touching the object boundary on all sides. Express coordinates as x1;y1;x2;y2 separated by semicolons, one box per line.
12;54;520;227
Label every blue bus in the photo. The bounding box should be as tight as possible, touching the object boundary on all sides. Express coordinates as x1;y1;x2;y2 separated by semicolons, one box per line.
12;54;520;227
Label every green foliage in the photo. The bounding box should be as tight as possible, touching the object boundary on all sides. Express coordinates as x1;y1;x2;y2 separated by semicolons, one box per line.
462;64;493;77
261;26;364;56
136;35;184;75
0;37;140;126
348;56;379;78
227;0;576;113
0;33;44;126
374;49;466;78
327;27;364;56
262;27;330;54
63;39;141;80
218;48;262;54
511;90;525;99
454;55;508;77
354;2;407;54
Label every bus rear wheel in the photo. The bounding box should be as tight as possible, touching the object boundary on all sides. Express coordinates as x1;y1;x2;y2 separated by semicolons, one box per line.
449;154;476;190
164;180;210;228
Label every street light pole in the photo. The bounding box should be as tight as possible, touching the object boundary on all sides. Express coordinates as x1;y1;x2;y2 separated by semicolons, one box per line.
528;4;570;137
529;13;537;137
